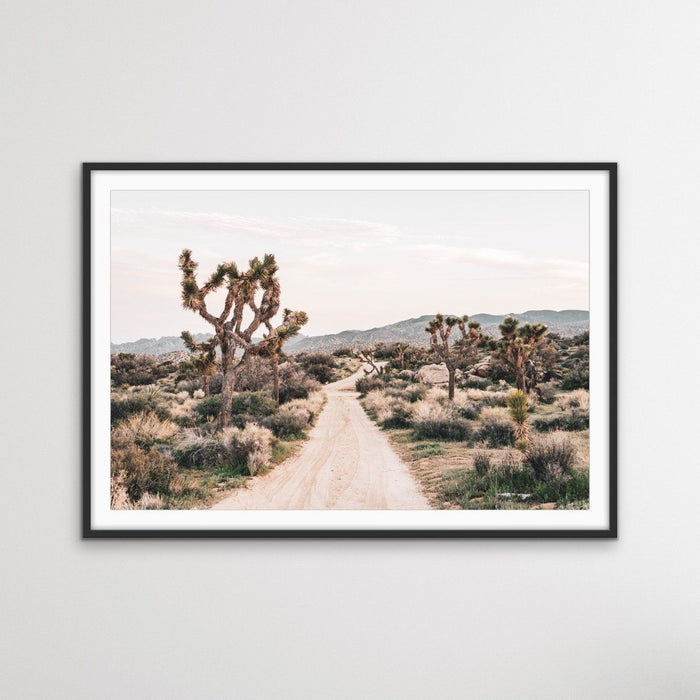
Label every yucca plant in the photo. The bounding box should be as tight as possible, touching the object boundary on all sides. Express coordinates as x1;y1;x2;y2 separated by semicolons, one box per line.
507;389;531;446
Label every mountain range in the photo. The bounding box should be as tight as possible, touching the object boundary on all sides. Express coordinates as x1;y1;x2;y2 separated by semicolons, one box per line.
111;310;589;356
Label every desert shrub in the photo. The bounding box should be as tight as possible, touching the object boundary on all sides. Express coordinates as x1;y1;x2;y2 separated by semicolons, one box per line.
230;391;277;417
524;434;577;480
111;353;173;387
193;389;205;400
174;430;224;468
296;352;338;384
221;424;273;476
356;374;386;394
473;451;491;477
262;395;323;438
111;390;170;425
411;401;472;441
560;368;589;390
461;375;489;389
465;389;509;406
175;378;203;396
364;390;390;415
278;363;322;402
535;381;559;404
263;406;310;438
195;395;222;422
379;400;413;429
439;442;587;510
235;356;273;392
555;389;590;411
209;372;223;394
532;409;589;432
111;445;176;502
112;411;179;450
476;408;515;447
168;396;197;427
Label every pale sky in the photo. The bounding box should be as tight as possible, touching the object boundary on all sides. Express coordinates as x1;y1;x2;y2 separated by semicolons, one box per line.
110;189;589;342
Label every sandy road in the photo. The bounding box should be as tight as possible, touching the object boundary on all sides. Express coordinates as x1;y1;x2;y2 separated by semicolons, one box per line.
212;368;430;510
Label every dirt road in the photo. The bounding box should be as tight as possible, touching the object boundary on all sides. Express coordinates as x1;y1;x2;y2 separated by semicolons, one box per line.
212;368;430;510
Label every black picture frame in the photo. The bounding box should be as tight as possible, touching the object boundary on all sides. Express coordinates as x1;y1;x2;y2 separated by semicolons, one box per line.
83;162;617;539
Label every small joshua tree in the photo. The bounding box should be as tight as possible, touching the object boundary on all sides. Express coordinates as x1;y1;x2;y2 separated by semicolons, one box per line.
393;342;409;371
260;308;309;405
494;316;548;394
356;346;385;376
179;249;281;429
425;313;487;400
180;331;218;395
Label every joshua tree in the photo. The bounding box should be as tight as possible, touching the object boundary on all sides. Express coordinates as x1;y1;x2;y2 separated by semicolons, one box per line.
179;249;281;428
494;316;548;393
260;308;309;405
393;342;409;370
180;331;218;395
425;313;487;400
356;346;385;376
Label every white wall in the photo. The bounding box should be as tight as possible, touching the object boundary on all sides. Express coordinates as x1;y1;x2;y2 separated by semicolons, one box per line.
3;2;699;698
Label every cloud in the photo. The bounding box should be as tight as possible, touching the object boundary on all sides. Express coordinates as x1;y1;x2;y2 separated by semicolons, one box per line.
111;209;399;249
405;243;588;280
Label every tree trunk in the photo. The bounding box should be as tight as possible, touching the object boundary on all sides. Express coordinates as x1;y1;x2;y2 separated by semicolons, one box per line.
516;370;526;393
448;367;456;401
218;348;239;429
219;369;236;429
273;356;280;405
203;374;211;396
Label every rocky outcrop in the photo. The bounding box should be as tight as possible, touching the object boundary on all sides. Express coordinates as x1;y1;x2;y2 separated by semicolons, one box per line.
416;363;450;385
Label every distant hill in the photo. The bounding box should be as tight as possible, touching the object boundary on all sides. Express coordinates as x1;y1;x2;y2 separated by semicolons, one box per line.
286;310;589;354
111;310;588;356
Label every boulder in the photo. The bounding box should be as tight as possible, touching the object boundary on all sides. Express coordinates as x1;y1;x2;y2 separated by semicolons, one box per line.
416;363;449;385
470;359;492;378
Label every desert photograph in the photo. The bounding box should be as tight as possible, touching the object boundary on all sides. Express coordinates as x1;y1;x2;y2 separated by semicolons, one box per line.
109;188;590;512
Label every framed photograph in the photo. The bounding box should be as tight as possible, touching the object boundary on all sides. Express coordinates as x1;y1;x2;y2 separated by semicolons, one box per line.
83;163;617;538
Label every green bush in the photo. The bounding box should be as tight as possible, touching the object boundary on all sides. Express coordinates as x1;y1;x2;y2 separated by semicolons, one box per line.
230;391;276;417
532;409;589;432
473;451;491;477
476;417;514;447
195;395;222;422
111;391;170;425
560;369;589;391
412;418;473;441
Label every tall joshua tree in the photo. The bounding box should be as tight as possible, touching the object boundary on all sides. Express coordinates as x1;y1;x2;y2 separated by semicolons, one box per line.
180;331;218;395
426;313;487;400
494;316;548;393
179;249;281;428
261;308;309;405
